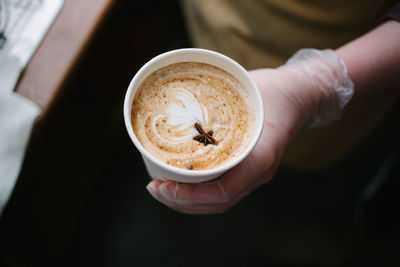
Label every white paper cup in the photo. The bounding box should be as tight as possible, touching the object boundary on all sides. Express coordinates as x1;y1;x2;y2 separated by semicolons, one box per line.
124;48;264;183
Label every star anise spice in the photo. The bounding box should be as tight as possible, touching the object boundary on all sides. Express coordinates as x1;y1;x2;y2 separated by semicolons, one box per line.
193;123;218;146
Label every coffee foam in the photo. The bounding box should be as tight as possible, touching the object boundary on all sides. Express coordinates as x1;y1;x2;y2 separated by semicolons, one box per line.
131;62;255;170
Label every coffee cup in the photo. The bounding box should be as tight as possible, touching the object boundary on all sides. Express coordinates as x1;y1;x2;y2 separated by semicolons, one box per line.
124;48;264;183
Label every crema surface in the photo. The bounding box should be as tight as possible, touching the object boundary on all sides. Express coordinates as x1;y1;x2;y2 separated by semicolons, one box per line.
131;62;254;170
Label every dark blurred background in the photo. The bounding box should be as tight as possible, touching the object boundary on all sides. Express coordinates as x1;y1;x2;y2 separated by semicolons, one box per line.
0;1;399;266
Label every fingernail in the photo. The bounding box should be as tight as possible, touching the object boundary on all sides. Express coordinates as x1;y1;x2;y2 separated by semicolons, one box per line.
159;182;174;200
159;182;193;205
146;182;156;193
146;182;161;200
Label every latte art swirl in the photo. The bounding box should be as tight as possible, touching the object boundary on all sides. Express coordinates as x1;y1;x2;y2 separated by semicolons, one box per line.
131;62;255;170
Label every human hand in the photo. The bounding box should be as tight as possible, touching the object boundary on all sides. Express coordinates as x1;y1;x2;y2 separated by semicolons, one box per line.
146;49;354;214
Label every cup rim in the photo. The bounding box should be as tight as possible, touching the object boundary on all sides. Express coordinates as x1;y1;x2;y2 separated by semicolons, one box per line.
124;48;264;178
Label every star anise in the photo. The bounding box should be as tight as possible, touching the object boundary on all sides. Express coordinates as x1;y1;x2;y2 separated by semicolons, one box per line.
193;123;218;146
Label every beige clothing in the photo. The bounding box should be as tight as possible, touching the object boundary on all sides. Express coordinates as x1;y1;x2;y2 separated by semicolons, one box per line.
182;0;399;170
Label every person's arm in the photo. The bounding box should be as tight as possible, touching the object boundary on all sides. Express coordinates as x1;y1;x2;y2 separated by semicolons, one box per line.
146;20;400;214
336;20;400;98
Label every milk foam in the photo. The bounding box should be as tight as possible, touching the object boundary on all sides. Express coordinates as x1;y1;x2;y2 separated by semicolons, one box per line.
131;62;254;170
165;88;207;137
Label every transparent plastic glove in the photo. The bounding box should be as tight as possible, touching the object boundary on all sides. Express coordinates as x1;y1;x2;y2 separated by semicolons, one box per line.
281;48;354;127
146;48;354;214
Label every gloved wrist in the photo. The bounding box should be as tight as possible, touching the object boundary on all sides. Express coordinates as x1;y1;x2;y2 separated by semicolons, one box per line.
280;48;354;127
